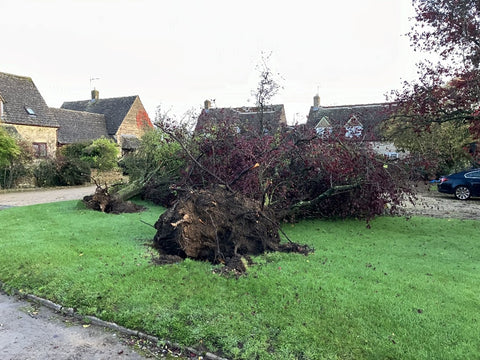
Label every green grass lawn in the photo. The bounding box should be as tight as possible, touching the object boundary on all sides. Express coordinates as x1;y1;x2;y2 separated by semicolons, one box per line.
0;200;479;359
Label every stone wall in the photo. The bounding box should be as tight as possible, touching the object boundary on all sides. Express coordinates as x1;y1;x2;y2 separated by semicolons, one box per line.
11;124;57;156
115;97;153;139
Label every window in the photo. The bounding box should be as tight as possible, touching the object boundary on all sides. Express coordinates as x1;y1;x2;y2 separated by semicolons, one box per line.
25;106;36;116
315;116;332;136
32;143;47;158
0;100;3;118
345;115;363;138
465;170;480;179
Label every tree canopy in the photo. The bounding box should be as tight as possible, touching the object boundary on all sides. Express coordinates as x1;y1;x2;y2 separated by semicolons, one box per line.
392;1;480;123
0;127;20;167
390;0;480;167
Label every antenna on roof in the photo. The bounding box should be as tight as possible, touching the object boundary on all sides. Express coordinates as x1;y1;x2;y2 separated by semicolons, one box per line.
90;77;100;90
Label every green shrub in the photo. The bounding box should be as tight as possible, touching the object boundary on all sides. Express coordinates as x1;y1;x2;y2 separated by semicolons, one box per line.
58;141;90;160
81;138;119;171
33;159;60;187
33;157;91;187
59;138;120;172
0;136;34;189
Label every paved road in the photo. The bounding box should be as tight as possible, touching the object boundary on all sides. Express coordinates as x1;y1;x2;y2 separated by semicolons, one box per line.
0;292;145;360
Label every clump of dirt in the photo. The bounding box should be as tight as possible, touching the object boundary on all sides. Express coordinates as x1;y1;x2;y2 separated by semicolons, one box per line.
152;186;312;271
83;183;145;214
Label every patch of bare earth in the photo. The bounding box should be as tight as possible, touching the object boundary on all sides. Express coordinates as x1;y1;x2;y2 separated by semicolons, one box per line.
401;182;480;220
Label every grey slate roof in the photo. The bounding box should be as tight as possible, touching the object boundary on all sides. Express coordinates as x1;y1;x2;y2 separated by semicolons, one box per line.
196;104;287;134
50;108;109;144
0;72;59;127
306;103;393;141
61;96;138;135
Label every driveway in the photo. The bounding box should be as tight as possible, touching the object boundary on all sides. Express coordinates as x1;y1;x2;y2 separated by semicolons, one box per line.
0;185;97;209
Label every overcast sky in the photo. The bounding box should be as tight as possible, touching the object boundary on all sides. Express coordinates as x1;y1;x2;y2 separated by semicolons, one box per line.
2;0;420;124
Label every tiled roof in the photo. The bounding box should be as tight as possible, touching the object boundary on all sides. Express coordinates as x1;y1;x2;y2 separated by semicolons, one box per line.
0;72;59;127
307;103;393;141
50;108;108;144
196;104;287;133
61;96;138;135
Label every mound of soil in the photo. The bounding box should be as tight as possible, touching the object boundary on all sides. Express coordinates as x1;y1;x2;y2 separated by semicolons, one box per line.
153;186;311;270
83;184;145;214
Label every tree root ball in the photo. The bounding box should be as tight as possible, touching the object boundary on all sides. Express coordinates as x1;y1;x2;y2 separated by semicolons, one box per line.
153;186;312;266
83;184;145;214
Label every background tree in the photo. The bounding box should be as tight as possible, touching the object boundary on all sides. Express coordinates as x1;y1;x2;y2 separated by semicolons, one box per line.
390;0;480;165
250;51;284;134
382;117;474;176
0;128;33;189
0;127;20;168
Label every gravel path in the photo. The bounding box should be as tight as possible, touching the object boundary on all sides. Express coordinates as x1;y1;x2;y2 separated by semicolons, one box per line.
0;185;97;209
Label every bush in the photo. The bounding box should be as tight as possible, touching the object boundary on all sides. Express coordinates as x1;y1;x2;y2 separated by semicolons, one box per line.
59;138;120;172
33;157;91;187
0;135;34;189
81;138;119;171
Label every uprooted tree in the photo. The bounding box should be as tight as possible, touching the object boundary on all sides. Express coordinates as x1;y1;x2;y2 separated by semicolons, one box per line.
126;53;413;268
149;115;413;269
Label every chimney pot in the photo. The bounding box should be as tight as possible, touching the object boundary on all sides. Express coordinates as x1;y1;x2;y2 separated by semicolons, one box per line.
204;99;211;109
314;94;320;108
91;89;99;101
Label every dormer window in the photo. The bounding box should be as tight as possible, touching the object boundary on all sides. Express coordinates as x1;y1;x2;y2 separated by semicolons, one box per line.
315;116;332;136
345;115;363;138
25;106;36;116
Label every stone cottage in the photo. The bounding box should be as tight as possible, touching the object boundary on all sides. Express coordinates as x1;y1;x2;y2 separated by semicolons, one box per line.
306;94;402;159
0;71;153;157
0;72;59;157
196;99;287;135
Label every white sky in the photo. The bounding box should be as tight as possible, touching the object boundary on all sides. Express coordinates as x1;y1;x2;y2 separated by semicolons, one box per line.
2;0;421;124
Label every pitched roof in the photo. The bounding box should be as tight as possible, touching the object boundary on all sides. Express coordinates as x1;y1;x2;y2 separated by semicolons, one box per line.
61;95;138;135
50;108;108;144
0;72;59;127
307;103;393;141
196;104;287;133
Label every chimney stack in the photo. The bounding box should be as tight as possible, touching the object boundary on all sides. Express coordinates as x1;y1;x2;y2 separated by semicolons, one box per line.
204;99;211;109
91;89;99;101
313;94;320;108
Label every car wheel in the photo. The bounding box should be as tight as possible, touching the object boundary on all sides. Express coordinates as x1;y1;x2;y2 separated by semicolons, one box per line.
455;186;471;200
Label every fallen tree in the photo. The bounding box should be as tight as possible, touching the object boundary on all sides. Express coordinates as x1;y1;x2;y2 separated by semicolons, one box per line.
83;182;145;214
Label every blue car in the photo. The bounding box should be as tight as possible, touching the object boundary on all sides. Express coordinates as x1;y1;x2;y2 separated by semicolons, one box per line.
438;169;480;200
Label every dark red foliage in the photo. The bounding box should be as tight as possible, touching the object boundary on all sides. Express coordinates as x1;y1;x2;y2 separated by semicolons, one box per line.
171;120;412;221
391;0;480;148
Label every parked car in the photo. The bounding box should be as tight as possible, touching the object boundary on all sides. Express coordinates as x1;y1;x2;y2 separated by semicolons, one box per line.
438;169;480;200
